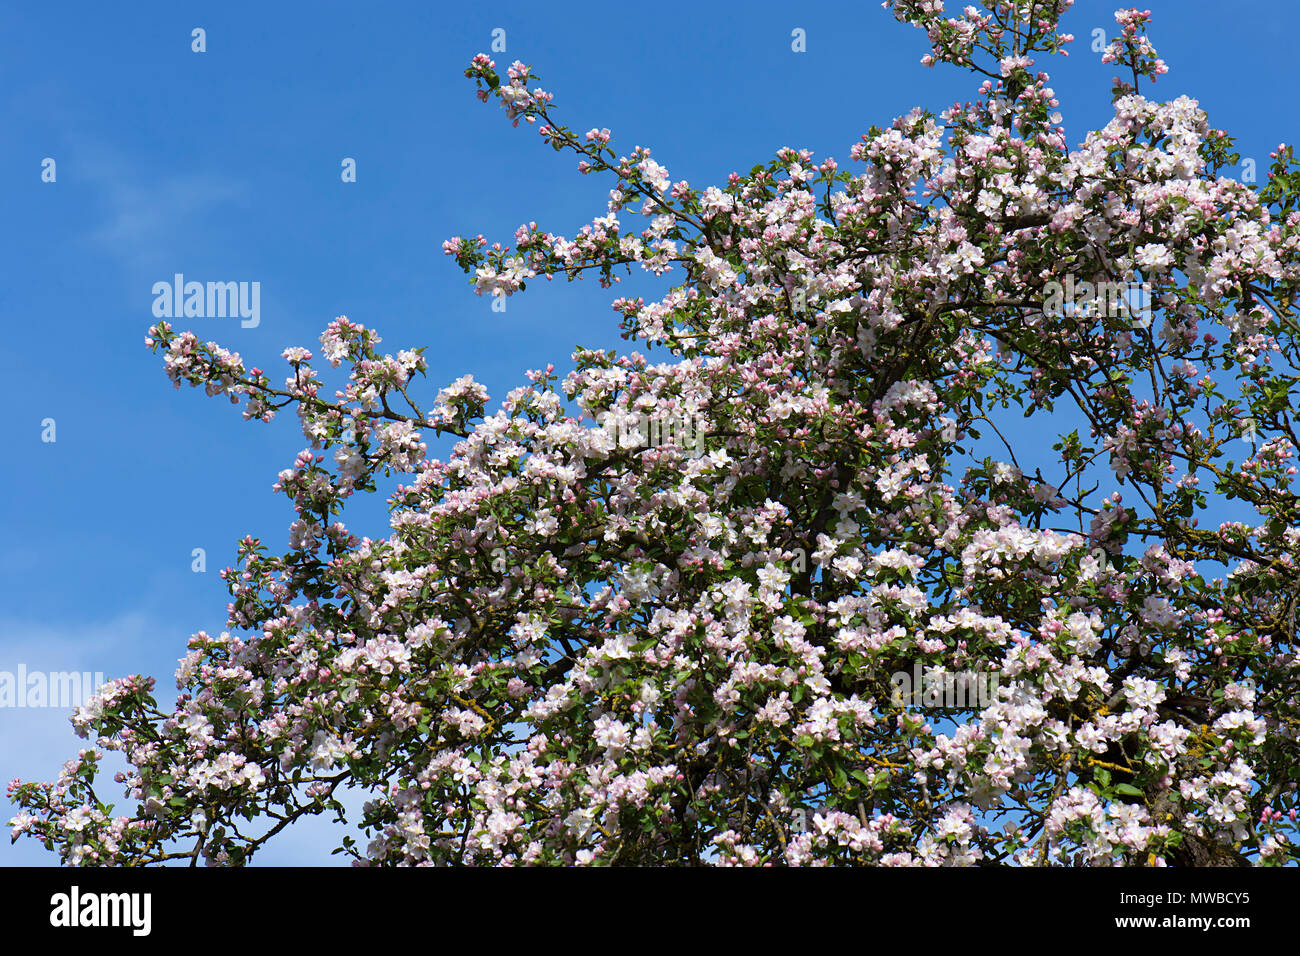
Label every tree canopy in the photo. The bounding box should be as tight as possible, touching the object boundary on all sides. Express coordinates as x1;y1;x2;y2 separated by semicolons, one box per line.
12;0;1300;866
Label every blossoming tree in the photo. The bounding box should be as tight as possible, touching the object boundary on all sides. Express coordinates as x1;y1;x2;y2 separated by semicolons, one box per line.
12;0;1300;866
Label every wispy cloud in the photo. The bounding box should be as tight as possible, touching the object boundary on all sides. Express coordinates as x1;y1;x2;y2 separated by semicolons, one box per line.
0;611;360;866
0;610;163;866
90;174;246;270
71;138;246;272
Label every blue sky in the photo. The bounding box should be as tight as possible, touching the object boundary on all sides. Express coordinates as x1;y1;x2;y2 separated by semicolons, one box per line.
2;0;1296;865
